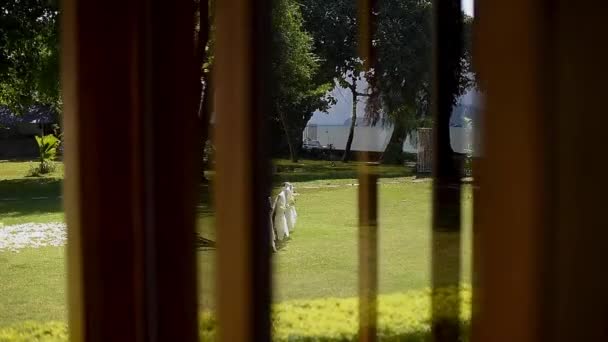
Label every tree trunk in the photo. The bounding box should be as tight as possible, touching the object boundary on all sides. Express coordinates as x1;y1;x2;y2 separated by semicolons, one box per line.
279;111;298;162
199;72;212;144
198;80;212;183
196;0;212;181
381;121;407;164
342;85;358;162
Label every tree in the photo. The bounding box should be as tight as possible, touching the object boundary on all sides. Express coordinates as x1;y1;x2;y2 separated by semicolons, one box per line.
0;0;337;165
300;0;366;162
301;0;472;164
339;74;371;162
365;0;434;164
271;0;334;162
194;0;332;164
194;0;215;179
370;5;473;164
0;0;60;112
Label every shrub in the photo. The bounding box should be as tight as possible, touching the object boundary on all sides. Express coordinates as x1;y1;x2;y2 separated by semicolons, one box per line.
27;134;59;177
0;287;471;341
270;286;470;342
35;134;59;162
27;160;57;177
0;321;67;342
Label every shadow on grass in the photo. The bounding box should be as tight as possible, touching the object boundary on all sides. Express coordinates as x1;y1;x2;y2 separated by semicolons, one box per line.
0;178;63;219
205;160;413;185
196;184;214;217
195;234;216;250
273;160;413;183
196;184;217;248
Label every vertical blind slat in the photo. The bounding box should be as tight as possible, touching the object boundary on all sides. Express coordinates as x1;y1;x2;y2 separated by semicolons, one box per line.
356;1;379;340
431;0;464;341
215;0;272;341
473;0;552;341
62;0;199;341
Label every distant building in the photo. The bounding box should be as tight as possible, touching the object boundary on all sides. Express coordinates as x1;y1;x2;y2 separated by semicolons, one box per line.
0;106;57;159
0;106;57;137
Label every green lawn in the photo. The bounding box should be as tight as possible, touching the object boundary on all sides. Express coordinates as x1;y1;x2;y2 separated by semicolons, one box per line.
272;159;413;183
0;159;471;327
0;160;64;225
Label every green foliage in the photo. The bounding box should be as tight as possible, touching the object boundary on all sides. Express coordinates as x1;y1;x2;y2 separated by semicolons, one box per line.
270;286;471;341
0;321;67;342
0;0;60;111
35;134;59;161
301;0;436;116
0;287;471;341
302;0;474;161
300;0;359;85
270;0;334;161
372;0;434;121
301;0;436;162
26;161;55;177
28;134;59;176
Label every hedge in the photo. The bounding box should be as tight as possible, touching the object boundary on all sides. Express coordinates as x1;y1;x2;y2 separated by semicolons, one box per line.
0;287;470;341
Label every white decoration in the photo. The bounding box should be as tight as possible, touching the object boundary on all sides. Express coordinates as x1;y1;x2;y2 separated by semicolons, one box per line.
273;191;290;241
283;182;298;232
269;196;277;252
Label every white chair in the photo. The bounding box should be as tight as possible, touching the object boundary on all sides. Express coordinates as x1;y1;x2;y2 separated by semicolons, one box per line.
268;196;277;252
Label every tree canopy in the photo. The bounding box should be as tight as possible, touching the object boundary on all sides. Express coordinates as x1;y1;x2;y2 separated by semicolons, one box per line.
0;0;331;163
301;0;473;163
270;0;334;162
0;0;59;112
0;0;472;165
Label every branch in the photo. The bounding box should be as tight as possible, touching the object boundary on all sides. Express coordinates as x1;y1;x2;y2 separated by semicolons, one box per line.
340;74;373;97
339;77;356;91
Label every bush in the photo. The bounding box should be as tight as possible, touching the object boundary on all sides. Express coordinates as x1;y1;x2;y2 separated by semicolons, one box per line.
0;287;471;341
0;321;67;342
26;160;57;177
27;134;59;177
269;286;471;342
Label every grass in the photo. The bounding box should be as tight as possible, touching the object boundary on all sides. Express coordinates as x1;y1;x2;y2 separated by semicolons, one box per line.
0;160;64;225
0;159;472;328
273;159;412;183
0;248;67;325
197;178;472;309
0;287;472;341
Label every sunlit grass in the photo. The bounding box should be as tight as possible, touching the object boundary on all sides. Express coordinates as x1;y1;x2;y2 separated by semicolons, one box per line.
0;160;64;226
0;160;472;329
0;247;67;326
198;174;472;310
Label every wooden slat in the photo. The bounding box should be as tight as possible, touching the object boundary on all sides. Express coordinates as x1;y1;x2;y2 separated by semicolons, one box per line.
142;0;200;340
214;0;272;340
431;0;463;340
552;3;608;341
472;0;554;341
470;157;481;337
62;1;146;339
474;1;608;341
357;1;379;340
358;165;379;342
61;0;199;340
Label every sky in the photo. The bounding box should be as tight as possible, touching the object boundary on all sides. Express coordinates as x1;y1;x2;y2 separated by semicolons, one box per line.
463;0;474;16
